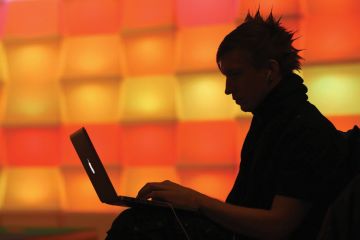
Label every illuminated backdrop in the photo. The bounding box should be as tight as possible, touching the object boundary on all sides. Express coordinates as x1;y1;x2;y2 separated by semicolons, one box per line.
0;0;359;217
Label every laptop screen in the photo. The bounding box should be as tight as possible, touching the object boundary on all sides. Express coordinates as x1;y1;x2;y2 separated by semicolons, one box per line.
70;127;118;203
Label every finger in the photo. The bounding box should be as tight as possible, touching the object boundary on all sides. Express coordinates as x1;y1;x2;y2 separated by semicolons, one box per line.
136;182;167;199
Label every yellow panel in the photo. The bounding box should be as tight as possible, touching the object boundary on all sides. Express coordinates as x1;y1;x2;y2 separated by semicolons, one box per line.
303;63;360;116
177;72;247;120
4;38;61;83
121;166;179;197
61;167;121;213
2;167;66;211
0;168;6;209
3;83;61;126
175;24;235;73
61;78;121;124
61;35;124;79
120;75;177;122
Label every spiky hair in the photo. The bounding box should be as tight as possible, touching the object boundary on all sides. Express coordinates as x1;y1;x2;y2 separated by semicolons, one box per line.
216;10;302;75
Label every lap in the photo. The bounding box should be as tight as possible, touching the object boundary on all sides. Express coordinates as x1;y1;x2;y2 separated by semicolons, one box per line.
106;206;234;240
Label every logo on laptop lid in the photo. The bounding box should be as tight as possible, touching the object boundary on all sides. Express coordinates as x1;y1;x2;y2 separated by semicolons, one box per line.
87;158;95;174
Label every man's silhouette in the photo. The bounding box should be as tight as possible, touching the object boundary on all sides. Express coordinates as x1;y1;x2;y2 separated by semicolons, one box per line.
106;10;349;240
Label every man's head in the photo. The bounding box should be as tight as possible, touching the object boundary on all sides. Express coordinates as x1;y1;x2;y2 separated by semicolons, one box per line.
216;11;302;112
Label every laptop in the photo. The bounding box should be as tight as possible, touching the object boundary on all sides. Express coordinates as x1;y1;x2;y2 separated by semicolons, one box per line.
70;127;195;211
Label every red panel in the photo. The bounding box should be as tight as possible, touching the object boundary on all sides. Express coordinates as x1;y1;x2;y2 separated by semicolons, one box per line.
4;127;61;166
328;115;360;132
61;124;122;166
238;0;302;19
0;3;6;38
176;0;238;27
0;127;5;166
3;0;59;39
122;123;176;166
60;0;122;36
304;14;360;63
177;121;237;166
122;0;174;30
306;0;360;15
177;167;237;200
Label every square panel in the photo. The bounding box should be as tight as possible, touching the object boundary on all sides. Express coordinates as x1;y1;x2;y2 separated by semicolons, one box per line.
303;14;360;63
4;127;61;166
175;24;235;73
61;35;124;79
177;72;240;120
61;124;122;166
3;0;59;39
122;0;174;30
60;78;121;124
3;83;61;126
237;0;302;20
303;63;360;116
61;166;121;212
177;120;238;166
60;0;122;36
120;75;177;122
123;30;175;76
176;0;238;27
4;38;61;83
122;122;176;166
1;167;65;211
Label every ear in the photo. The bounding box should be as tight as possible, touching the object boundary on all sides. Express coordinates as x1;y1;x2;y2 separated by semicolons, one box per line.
266;59;281;86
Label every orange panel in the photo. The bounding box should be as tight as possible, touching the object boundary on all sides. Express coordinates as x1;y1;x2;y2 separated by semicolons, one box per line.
61;167;121;212
3;0;59;39
122;123;176;166
328;115;360;132
4;127;61;166
4;38;61;83
122;0;174;30
3;83;61;126
61;35;124;79
61;124;122;166
60;0;122;36
306;0;360;15
176;24;235;73
123;30;175;76
2;167;66;211
121;166;179;197
177;167;237;201
238;0;302;19
60;78;121;124
177;121;237;166
176;0;238;27
303;14;360;63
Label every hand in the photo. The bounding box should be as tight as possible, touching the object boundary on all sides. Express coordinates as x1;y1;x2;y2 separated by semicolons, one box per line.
137;180;205;211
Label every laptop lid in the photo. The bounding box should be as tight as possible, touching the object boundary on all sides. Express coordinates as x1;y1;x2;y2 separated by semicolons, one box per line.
70;127;118;203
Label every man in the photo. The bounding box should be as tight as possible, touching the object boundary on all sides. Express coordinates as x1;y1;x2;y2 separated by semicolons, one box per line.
106;11;349;240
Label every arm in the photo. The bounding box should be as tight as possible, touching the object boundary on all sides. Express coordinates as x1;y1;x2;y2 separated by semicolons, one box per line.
137;180;311;240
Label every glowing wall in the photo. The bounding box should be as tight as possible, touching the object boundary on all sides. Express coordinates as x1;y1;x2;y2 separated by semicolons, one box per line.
0;0;359;215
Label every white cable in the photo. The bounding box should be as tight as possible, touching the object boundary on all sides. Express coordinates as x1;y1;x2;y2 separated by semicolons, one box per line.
165;203;191;240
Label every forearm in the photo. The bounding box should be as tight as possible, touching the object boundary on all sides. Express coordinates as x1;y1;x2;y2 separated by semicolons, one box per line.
197;195;295;240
